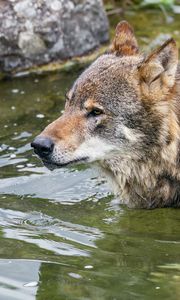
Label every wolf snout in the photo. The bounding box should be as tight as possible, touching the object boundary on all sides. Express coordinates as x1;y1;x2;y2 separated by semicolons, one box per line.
31;136;54;158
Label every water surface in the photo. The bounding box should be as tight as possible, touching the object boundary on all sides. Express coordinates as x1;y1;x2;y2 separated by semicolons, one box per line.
0;9;180;300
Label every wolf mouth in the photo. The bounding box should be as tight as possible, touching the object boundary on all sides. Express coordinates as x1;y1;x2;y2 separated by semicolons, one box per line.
42;157;89;169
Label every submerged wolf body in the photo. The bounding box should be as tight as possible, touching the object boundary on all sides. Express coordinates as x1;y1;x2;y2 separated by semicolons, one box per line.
31;21;180;208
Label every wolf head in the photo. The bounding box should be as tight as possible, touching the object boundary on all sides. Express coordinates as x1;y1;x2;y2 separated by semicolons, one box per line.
31;21;179;170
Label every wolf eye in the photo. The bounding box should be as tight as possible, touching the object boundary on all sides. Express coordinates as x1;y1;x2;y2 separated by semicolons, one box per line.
87;108;103;117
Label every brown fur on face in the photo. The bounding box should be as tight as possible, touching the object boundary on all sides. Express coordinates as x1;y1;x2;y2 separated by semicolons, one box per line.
41;111;87;151
32;20;180;208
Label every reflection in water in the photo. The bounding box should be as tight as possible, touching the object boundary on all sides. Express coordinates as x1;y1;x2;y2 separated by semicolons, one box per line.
0;197;179;300
0;9;180;299
0;260;40;300
0;168;109;203
35;209;180;300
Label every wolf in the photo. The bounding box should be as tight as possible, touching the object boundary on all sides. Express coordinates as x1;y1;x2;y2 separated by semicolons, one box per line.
31;21;180;208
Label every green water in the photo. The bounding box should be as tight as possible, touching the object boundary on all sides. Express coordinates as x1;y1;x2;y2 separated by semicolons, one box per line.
0;9;180;300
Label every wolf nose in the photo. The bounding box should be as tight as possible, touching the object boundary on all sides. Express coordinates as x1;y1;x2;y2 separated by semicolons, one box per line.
31;136;54;157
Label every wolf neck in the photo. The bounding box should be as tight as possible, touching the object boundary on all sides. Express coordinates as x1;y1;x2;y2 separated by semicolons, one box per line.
100;83;180;209
101;143;180;208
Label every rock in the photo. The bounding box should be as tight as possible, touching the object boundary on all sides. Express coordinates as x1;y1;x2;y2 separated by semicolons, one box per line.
14;1;36;19
18;32;46;57
49;0;62;11
0;0;109;73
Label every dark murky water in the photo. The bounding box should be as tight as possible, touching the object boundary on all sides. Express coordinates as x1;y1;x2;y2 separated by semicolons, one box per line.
0;10;180;300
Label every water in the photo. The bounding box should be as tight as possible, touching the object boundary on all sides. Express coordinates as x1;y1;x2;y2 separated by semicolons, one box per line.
0;10;180;300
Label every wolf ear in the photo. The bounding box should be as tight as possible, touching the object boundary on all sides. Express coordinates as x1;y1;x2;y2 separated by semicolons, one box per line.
109;21;139;56
139;38;178;90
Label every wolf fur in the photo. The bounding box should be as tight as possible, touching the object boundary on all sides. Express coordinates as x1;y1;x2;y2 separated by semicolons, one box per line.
32;21;180;208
